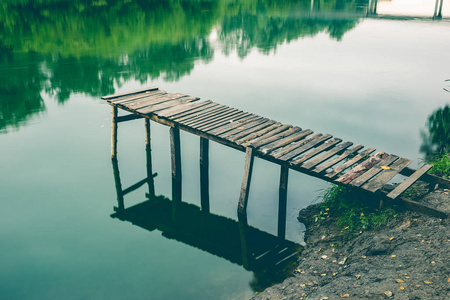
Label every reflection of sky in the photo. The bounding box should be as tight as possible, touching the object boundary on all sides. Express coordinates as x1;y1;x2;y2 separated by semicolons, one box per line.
376;0;449;16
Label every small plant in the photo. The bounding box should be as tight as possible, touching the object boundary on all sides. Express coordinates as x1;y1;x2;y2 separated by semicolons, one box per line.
314;184;396;240
426;152;450;179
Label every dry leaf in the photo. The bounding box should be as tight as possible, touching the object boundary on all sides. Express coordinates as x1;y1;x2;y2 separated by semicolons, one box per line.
361;255;367;259
381;166;391;170
447;278;450;283
340;294;350;298
396;279;404;283
384;291;393;297
355;274;361;279
389;236;395;240
344;226;349;230
391;255;397;258
400;286;405;290
321;255;328;259
424;280;433;284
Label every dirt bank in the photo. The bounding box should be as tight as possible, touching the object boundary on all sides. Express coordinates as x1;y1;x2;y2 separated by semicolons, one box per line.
252;188;450;300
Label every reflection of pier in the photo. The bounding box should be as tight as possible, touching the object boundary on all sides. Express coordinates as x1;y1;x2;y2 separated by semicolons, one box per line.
110;157;302;292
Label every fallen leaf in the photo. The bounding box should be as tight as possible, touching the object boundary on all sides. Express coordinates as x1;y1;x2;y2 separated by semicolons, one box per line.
389;236;395;240
431;261;435;264
391;255;397;258
340;294;350;298
424;280;433;284
447;278;450;283
381;166;391;170
344;226;349;230
396;279;404;283
333;273;337;276
384;291;393;297
321;255;328;259
325;208;330;211
355;274;361;279
400;286;405;290
321;273;327;277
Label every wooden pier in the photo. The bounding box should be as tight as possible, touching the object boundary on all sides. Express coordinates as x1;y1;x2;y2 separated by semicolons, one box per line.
103;86;450;221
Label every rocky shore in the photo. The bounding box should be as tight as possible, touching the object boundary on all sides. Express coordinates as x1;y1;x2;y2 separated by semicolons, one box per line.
253;188;450;300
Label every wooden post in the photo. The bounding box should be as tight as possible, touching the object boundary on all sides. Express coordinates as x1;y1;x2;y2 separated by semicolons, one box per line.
278;165;289;240
170;126;182;221
111;106;118;159
145;119;156;198
238;147;255;217
200;137;210;213
111;158;124;212
238;214;250;270
438;0;443;18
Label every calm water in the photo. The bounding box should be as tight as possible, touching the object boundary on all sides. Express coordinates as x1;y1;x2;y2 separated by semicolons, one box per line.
1;1;450;299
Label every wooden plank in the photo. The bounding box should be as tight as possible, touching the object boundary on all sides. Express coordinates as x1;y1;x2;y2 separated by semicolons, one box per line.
170;126;182;206
170;102;220;119
334;152;389;184
200;137;210;213
302;141;353;170
387;164;433;199
102;86;159;100
270;133;318;159
312;144;364;173
109;90;166;105
184;107;237;127
362;158;413;193
278;134;332;161
238;147;255;215
325;148;376;179
197;112;251;132
217;117;267;137
349;155;399;187
259;129;313;154
237;125;292;147
177;104;229;124
291;138;342;165
130;94;188;111
116;114;143;123
278;165;289;240
138;97;199;114
156;100;212;118
250;127;302;149
226;120;276;142
119;92;180;109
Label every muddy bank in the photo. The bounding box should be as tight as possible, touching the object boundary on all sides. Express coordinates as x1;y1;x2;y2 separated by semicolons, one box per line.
252;188;450;300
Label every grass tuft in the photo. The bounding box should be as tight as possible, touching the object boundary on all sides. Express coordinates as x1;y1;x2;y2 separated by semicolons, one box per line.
426;152;450;179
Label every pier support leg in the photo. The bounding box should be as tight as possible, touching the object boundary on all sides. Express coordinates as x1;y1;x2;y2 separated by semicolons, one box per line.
200;137;210;213
238;147;255;220
278;165;289;240
170;126;182;221
145;119;156;199
111;158;124;213
238;215;250;270
111;106;118;159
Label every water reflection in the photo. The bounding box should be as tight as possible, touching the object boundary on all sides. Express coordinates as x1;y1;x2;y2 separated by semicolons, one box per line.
0;0;368;132
420;105;450;160
110;152;303;292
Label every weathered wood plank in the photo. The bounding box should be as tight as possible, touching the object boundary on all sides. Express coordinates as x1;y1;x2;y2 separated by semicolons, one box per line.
226;120;276;141
200;137;210;213
109;90;166;105
335;152;389;184
218;117;267;137
278;134;332;161
349;155;399;187
169;102;220;119
197;112;251;132
387;164;433;199
111;106;118;159
260;129;314;154
239;125;291;146
116;114;143;123
185;107;238;127
138;97;199;114
291;138;342;165
312;144;364;173
302;141;353;170
102;86;159;100
270;133;318;159
250;127;303;149
362;158;413;193
121;93;183;110
170;126;182;206
238;147;255;215
156;100;212;118
145;118;155;198
325;148;376;179
234;123;282;145
178;105;230;124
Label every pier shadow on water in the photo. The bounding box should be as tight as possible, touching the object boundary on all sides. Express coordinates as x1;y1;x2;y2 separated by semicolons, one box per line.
110;156;303;292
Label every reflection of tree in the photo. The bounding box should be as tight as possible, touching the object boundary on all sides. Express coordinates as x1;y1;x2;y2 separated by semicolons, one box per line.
0;0;367;131
420;105;450;160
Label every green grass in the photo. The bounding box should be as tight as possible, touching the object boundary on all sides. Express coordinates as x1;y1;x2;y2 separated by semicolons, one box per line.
426;152;450;179
315;185;397;240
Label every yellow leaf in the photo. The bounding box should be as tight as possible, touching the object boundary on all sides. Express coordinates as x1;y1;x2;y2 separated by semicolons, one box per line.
396;279;404;283
360;212;364;216
344;226;349;230
424;280;433;284
355;274;361;279
340;294;350;298
391;255;397;257
384;291;393;297
400;286;405;290
447;278;450;283
389;236;395;240
325;208;330;211
361;255;367;259
381;166;391;170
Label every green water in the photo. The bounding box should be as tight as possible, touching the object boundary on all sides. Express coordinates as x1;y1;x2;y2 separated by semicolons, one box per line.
1;0;450;299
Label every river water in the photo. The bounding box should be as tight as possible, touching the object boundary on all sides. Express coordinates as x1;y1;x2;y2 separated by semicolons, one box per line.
1;1;449;299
